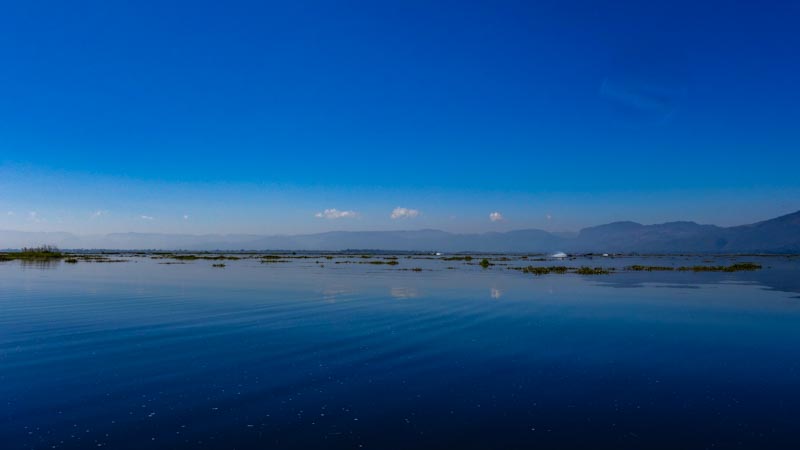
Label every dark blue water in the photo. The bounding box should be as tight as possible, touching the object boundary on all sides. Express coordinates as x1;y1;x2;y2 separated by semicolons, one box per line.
2;255;799;449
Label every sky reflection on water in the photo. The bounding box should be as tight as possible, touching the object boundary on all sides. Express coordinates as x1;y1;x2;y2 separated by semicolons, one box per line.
1;255;799;449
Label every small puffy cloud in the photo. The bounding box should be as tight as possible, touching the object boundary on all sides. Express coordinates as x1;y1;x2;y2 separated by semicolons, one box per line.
140;215;154;221
183;214;189;220
546;214;552;221
28;211;42;223
315;208;358;219
489;211;504;222
390;207;420;219
91;210;106;219
7;211;14;216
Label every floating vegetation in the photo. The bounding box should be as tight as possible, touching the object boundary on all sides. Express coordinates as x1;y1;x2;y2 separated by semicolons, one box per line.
368;260;399;265
443;255;473;261
336;260;398;265
20;245;63;258
2;251;774;280
74;255;129;263
151;254;242;261
182;255;241;261
677;263;762;272
518;266;570;275
1;245;65;261
626;265;675;271
575;266;612;275
509;262;762;275
0;247;116;264
513;265;610;275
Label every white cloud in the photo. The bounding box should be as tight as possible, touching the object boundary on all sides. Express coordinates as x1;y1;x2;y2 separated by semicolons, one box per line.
140;215;154;221
390;207;420;219
546;214;552;221
489;211;504;222
91;210;106;219
6;211;14;216
183;214;189;220
27;211;42;223
315;208;358;219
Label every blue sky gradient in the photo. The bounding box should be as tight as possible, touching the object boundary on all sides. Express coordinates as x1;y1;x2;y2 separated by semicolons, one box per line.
1;1;798;234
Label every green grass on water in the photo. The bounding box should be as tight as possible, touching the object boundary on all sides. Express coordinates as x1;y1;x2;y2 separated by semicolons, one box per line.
677;263;762;272
0;245;65;261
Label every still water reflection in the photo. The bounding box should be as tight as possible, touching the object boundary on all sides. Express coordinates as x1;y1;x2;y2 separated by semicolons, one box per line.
1;255;799;449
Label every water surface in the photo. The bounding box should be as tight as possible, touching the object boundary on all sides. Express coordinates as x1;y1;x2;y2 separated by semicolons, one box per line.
2;255;799;449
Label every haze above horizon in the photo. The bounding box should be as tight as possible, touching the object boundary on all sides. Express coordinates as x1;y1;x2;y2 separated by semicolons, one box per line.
2;1;798;235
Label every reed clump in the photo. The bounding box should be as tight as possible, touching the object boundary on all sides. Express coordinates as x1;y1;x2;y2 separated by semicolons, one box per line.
626;265;675;271
1;245;65;261
442;256;473;261
367;260;399;265
575;266;611;275
519;266;569;275
186;255;241;261
677;263;761;272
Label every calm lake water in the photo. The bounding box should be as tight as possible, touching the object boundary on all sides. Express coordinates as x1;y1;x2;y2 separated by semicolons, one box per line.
2;255;799;449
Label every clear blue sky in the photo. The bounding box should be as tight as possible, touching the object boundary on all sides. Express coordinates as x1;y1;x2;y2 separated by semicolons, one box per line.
1;0;798;235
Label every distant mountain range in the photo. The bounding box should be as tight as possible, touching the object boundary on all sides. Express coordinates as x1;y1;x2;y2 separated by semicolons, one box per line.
2;211;800;253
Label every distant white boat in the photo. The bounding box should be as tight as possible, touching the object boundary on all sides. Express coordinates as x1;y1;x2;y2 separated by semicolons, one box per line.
552;252;567;258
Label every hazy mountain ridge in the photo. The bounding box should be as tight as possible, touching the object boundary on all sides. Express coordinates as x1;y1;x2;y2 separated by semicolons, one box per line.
2;211;799;253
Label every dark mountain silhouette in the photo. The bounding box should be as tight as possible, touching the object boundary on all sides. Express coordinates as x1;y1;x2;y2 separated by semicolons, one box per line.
569;221;727;253
2;211;799;253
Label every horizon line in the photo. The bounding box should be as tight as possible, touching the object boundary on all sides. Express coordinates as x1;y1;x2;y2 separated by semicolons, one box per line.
1;209;797;238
